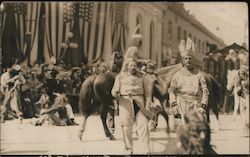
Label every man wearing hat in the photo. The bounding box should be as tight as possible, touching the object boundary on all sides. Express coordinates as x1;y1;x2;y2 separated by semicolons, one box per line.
168;38;209;125
0;64;26;123
112;59;154;154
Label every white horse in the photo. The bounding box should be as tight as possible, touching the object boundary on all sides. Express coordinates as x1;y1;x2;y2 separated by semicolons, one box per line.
227;70;249;132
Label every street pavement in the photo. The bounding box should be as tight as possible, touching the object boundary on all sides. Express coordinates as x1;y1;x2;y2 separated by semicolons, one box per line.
0;113;249;155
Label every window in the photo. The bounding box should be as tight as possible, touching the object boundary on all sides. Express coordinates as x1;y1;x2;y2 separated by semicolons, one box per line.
183;30;187;40
149;21;155;60
206;41;209;53
198;39;201;53
189;33;192;39
177;26;181;40
194;37;197;44
168;21;173;40
202;41;205;53
136;14;143;34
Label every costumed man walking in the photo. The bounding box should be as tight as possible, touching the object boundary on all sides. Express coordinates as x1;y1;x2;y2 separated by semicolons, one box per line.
168;38;209;126
111;59;154;154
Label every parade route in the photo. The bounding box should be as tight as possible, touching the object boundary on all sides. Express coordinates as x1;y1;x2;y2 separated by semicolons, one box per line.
1;113;249;155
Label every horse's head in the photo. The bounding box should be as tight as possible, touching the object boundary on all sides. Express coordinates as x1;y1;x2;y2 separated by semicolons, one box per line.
109;51;123;72
226;70;238;92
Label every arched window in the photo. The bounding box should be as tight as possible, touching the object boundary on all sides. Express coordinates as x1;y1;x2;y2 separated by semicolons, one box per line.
183;30;187;40
198;39;201;53
189;33;192;39
136;14;143;34
202;41;205;53
168;21;173;39
194;36;197;45
149;21;155;60
177;26;181;41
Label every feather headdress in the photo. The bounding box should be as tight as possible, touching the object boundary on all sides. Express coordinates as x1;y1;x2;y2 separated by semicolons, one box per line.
178;37;195;58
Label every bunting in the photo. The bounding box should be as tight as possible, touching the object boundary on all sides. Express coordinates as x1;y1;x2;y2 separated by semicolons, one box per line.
79;2;113;63
111;2;126;54
2;2;129;67
0;4;6;41
13;3;27;55
25;2;40;65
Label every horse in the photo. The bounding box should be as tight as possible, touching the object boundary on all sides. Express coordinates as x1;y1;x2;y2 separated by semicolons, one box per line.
139;62;222;133
78;52;123;140
226;70;241;121
156;64;222;126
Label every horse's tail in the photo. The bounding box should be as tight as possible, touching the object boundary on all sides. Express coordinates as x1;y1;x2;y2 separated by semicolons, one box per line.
78;76;95;115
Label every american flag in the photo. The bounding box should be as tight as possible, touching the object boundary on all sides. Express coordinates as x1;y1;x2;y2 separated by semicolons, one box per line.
45;2;69;60
78;2;105;62
14;2;128;66
26;2;40;65
111;2;127;53
13;3;28;56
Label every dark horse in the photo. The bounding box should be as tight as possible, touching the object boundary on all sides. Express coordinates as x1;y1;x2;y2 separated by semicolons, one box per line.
78;52;123;140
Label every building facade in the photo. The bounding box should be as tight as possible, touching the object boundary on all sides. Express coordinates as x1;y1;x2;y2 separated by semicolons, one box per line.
125;2;226;69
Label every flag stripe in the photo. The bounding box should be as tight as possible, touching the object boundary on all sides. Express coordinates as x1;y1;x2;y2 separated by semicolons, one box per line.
58;3;64;58
55;2;59;58
0;14;6;39
29;3;33;33
26;3;31;33
88;2;98;61
95;2;106;60
30;3;38;49
121;25;124;53
51;2;56;57
14;10;21;55
48;3;54;56
79;18;83;38
92;3;102;60
19;14;24;53
45;3;53;57
102;2;112;61
83;21;89;58
59;3;67;59
29;3;40;64
111;3;115;37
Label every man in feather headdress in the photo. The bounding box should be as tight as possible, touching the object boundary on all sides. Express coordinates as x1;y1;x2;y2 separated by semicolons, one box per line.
168;37;209;124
